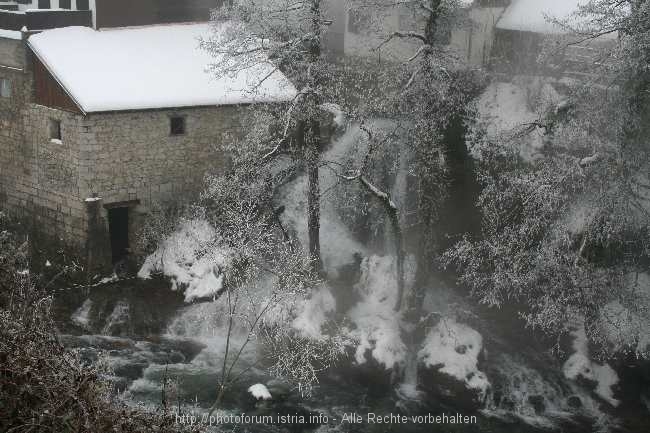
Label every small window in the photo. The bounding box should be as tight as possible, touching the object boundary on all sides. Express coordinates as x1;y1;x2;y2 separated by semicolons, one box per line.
76;0;89;11
49;119;62;141
38;0;51;9
0;78;11;98
59;0;72;9
170;116;185;136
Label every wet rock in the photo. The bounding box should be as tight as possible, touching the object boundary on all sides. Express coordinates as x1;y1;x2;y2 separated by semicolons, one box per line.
54;278;187;337
492;387;516;411
167;350;185;364
112;361;148;380
327;348;394;397
158;337;206;363
417;363;485;412
567;395;582;409
527;395;546;414
265;379;291;403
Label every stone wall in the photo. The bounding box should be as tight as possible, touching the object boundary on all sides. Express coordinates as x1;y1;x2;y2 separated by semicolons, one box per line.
1;104;241;267
78;105;240;259
79;106;238;206
1;65;88;248
1;36;243;269
0;37;24;69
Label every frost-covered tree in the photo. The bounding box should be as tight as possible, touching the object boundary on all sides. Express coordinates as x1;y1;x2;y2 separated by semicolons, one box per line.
139;164;345;410
446;0;650;358
201;0;349;272
180;0;484;385
334;0;484;312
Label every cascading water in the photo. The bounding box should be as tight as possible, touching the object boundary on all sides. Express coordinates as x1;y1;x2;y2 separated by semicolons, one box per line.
52;120;638;432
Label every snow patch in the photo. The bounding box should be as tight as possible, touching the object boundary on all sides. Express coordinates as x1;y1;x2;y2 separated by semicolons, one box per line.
418;318;490;398
138;218;229;302
562;325;619;406
0;29;22;40
248;383;272;400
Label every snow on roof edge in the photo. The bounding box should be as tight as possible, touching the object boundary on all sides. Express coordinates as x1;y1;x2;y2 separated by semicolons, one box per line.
496;0;578;35
27;23;297;113
27;43;87;114
0;29;23;40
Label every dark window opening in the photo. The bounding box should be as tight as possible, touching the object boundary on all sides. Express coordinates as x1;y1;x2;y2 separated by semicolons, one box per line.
49;119;62;141
76;0;89;11
38;0;51;9
108;207;129;264
170;116;186;135
59;0;71;9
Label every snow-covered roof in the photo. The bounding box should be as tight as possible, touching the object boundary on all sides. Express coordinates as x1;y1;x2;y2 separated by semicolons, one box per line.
27;23;297;113
497;0;581;34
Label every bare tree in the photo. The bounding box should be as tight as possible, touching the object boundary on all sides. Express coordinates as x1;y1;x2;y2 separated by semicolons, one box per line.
202;0;342;272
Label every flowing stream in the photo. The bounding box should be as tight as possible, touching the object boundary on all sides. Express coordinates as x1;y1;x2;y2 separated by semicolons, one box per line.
52;123;649;433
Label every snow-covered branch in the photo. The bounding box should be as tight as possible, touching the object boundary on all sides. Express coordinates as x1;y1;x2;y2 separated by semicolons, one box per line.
579;153;601;168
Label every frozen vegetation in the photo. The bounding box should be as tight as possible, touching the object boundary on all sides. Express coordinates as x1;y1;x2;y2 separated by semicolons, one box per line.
138;218;228;302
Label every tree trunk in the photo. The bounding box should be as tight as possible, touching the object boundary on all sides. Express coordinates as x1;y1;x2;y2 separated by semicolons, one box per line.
305;120;323;272
305;0;323;273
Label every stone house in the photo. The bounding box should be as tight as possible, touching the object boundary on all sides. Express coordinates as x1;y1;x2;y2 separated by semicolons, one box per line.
0;22;295;269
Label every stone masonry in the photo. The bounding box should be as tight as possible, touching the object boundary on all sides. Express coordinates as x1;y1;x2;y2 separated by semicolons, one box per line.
0;35;242;270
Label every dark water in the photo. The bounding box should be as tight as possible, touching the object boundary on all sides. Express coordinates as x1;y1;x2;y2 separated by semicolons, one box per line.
50;276;650;433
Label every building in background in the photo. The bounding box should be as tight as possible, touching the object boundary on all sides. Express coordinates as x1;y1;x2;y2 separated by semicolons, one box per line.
0;0;617;269
0;19;294;270
0;0;219;31
323;0;506;66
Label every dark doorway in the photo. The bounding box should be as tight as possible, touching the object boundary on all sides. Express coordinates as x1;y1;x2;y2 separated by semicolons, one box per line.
108;207;129;264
